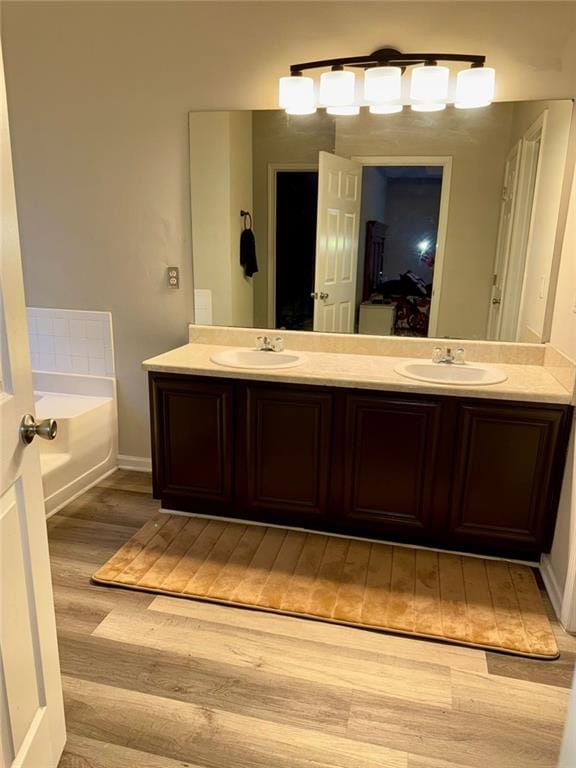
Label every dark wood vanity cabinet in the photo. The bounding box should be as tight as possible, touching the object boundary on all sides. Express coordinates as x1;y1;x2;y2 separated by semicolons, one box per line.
149;373;572;558
150;377;234;512
448;403;567;554
236;384;334;522
338;395;448;538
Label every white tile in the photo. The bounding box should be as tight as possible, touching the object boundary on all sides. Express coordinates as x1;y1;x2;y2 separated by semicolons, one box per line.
53;318;69;336
70;337;88;356
38;335;55;354
69;319;85;338
87;338;105;357
29;334;39;354
38;353;56;371
37;317;54;336
88;357;106;376
55;354;72;373
71;356;89;374
54;337;71;355
31;353;40;370
85;320;104;339
28;317;38;334
104;350;115;375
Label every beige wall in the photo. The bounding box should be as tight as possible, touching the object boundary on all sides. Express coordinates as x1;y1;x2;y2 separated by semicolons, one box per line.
3;1;575;458
335;106;514;339
252;110;335;327
189;111;253;327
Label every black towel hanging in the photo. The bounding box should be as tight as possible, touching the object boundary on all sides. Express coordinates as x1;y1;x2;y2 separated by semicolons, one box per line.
240;210;258;277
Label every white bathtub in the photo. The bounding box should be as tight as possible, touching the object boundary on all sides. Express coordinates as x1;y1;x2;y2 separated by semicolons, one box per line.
33;372;118;515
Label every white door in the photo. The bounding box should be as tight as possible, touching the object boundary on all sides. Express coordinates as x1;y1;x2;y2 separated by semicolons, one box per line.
500;116;545;341
487;141;521;339
0;46;66;768
313;151;362;333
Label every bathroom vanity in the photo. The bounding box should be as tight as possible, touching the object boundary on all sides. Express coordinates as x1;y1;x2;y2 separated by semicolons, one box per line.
145;342;573;560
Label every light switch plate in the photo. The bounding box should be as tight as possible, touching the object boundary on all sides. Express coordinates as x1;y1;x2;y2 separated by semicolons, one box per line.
167;267;180;289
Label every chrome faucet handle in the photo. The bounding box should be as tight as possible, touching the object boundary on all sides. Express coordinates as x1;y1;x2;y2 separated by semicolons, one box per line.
272;336;284;352
432;347;443;363
256;335;268;350
454;347;466;365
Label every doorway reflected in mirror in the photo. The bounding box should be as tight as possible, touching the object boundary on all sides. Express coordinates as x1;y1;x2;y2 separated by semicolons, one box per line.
188;100;573;343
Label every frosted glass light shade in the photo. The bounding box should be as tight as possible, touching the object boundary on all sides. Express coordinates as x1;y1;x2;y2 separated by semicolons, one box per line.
319;69;356;107
410;65;449;108
455;67;496;108
369;104;403;114
278;75;316;114
364;67;401;104
411;102;446;112
327;105;360;116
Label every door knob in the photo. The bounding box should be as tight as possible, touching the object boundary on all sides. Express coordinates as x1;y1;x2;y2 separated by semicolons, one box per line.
20;414;58;445
320;292;329;300
310;292;318;299
492;298;501;305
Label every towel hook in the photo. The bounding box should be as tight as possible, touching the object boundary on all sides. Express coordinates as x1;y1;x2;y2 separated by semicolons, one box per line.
240;209;253;229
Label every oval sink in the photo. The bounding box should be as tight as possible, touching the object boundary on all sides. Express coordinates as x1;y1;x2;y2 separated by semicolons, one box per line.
395;361;507;386
210;348;305;370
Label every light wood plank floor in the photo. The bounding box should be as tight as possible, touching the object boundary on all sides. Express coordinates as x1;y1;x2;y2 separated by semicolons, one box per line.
52;470;575;768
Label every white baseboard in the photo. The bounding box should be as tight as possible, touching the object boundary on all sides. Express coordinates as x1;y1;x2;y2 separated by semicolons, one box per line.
540;554;563;620
117;454;152;472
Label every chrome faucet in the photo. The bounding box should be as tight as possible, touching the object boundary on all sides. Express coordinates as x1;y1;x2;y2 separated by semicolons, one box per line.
432;346;465;365
256;335;284;352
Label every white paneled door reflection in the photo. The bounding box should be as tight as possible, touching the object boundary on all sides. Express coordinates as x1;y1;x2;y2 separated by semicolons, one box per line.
313;151;362;333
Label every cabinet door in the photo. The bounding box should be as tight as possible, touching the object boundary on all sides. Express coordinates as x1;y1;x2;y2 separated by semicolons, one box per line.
340;394;445;536
450;403;566;554
150;376;234;508
238;385;333;520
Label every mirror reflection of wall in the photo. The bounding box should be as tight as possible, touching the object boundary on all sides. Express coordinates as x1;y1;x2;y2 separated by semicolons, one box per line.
188;99;573;343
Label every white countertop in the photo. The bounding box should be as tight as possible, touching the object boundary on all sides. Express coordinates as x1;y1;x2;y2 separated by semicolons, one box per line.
143;343;572;405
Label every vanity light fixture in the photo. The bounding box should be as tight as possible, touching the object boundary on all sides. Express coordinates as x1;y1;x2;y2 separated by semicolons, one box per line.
319;67;356;107
327;105;361;116
409;64;450;112
279;47;495;116
455;66;496;109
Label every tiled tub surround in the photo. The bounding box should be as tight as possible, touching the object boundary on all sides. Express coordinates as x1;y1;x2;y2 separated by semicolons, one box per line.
140;324;576;405
27;307;115;376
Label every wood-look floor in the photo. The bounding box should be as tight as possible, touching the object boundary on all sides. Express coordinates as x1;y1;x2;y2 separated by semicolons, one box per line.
51;470;576;768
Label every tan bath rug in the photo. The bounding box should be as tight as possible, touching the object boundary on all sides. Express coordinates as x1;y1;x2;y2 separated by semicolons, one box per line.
93;513;559;659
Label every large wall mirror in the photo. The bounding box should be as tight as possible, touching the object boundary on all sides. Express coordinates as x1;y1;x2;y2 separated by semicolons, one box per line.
189;99;573;342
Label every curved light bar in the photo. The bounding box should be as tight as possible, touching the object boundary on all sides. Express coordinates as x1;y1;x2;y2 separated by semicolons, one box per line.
279;47;495;116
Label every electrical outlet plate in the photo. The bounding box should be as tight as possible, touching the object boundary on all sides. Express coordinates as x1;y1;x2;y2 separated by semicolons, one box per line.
167;267;180;289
